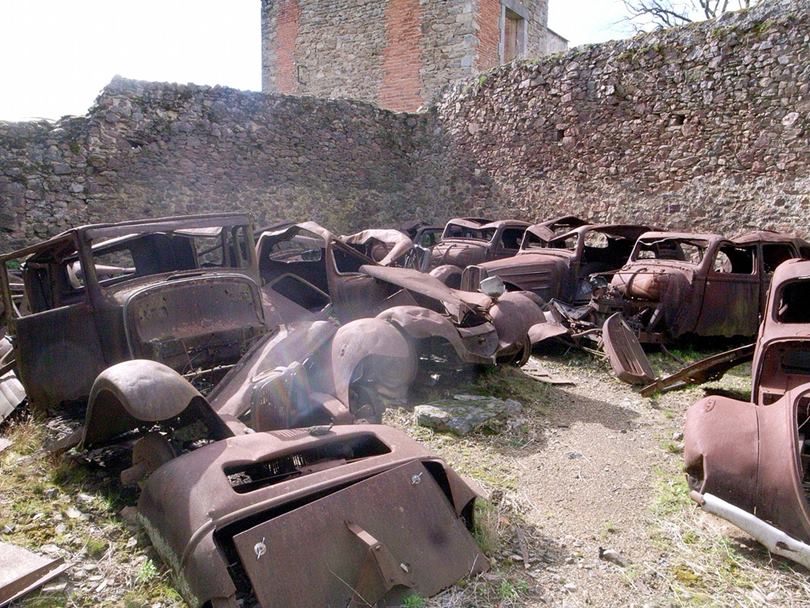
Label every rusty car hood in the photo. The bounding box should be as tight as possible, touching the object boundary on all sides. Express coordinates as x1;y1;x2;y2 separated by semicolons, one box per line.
359;264;492;311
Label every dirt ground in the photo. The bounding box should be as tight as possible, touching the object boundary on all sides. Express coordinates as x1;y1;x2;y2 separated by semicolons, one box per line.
1;346;809;607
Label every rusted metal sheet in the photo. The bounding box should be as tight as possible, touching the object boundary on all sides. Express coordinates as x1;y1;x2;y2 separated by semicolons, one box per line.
136;425;487;608
685;387;810;544
233;460;487;607
0;542;68;606
602;313;655;385
640;343;755;397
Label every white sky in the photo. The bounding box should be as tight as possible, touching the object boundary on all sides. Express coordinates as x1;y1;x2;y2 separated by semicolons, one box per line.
0;1;634;122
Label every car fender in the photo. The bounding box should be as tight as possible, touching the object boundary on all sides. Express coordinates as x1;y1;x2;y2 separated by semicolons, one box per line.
81;360;229;449
329;317;416;407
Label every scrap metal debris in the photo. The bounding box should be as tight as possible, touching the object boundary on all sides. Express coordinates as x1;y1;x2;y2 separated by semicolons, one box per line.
0;542;68;606
640;343;755;397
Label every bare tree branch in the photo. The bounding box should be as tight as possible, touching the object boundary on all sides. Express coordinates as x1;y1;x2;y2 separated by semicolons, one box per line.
623;0;759;30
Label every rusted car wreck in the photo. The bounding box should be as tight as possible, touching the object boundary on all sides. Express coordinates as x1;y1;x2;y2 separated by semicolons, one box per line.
600;231;810;343
461;223;650;304
2;213;571;606
423;218;530;287
684;259;810;568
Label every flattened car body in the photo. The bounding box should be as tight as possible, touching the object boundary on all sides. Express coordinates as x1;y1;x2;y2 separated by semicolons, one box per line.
137;425;488;608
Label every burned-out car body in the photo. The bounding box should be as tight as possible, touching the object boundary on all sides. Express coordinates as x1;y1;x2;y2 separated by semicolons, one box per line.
602;231;810;342
426;218;530;286
0;213;264;410
685;260;810;566
137;424;488;608
461;223;649;304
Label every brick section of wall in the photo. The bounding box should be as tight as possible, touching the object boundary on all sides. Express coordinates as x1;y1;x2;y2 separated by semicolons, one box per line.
275;0;301;94
379;0;424;112
477;0;501;70
418;0;480;107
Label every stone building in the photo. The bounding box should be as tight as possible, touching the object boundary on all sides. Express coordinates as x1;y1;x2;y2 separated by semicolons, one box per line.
260;0;567;112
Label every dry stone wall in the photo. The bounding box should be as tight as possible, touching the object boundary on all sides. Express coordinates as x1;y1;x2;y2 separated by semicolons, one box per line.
430;0;810;234
0;0;808;251
0;78;474;250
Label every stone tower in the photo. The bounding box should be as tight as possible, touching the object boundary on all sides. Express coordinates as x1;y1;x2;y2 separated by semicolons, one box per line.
261;0;567;112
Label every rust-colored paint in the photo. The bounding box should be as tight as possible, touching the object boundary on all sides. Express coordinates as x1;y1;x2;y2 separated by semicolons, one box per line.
275;0;301;94
379;0;423;112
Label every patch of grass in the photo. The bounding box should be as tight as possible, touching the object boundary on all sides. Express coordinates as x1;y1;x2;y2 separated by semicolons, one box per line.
85;536;108;559
403;594;425;608
662;440;684;455
136;558;158;584
600;520;619;540
472;500;503;556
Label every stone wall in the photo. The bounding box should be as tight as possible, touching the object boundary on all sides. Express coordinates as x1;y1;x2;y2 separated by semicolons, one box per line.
260;0;555;111
1;0;808;252
0;77;475;250
429;0;810;235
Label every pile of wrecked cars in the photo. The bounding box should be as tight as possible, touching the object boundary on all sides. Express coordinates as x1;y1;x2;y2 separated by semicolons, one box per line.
0;212;563;607
684;258;810;570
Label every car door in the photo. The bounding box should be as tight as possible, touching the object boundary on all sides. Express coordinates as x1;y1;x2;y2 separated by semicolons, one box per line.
325;241;395;323
760;242;798;311
694;242;760;337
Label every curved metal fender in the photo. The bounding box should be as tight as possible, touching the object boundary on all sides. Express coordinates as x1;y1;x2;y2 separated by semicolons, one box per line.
82;360;208;449
429;264;463;287
488;291;547;351
329;318;416;407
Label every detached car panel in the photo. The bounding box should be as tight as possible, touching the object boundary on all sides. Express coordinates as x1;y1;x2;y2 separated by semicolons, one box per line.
137;425;488;608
